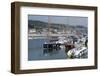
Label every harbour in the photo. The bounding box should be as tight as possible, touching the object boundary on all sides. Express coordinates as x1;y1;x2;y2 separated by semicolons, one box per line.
28;34;88;60
28;15;88;61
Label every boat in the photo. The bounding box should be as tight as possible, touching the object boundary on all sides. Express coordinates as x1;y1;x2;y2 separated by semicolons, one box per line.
43;38;61;49
67;46;88;58
43;16;62;49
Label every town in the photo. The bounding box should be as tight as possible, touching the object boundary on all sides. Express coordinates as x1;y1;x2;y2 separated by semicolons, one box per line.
28;20;88;59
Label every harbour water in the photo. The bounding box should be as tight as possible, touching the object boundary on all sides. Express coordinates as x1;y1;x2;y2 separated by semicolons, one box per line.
28;37;88;61
28;39;68;61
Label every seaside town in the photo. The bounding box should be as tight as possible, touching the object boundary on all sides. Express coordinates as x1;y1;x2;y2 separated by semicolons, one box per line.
28;20;88;60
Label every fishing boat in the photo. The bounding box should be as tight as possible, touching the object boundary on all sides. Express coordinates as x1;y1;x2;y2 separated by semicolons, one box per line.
43;16;61;49
43;37;61;49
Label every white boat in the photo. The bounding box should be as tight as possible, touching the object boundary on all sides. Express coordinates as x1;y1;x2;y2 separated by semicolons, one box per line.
67;46;87;58
56;36;68;44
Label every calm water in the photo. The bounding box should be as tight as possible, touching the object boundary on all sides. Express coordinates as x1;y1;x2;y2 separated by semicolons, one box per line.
28;39;68;61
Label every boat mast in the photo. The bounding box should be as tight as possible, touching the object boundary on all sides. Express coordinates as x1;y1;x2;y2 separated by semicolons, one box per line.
47;16;51;41
64;16;68;37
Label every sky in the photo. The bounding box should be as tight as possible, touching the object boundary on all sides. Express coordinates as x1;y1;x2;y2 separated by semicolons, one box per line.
28;15;88;27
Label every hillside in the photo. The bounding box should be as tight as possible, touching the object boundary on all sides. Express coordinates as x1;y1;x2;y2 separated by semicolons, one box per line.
28;20;87;31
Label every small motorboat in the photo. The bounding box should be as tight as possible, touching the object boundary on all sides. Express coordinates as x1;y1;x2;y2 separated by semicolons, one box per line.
67;47;88;58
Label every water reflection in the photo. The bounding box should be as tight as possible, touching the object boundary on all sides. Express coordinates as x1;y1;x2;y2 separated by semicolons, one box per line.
43;47;61;56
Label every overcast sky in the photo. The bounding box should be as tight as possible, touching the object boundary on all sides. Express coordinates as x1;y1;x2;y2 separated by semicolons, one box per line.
28;15;88;27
